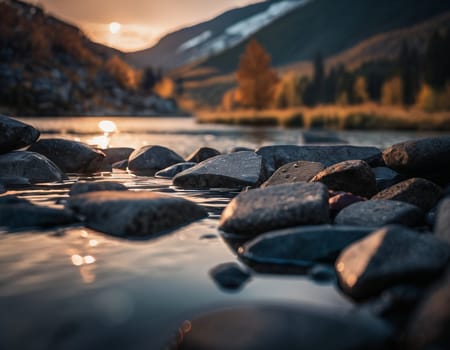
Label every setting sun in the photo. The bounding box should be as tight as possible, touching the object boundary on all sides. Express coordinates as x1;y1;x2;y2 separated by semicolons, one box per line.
109;22;121;34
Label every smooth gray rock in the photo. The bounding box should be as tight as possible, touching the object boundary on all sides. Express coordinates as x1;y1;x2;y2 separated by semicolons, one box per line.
155;162;196;179
219;183;329;236
175;304;392;350
66;191;207;237
101;147;134;164
174;152;265;189
435;198;450;244
28;138;109;173
0;114;40;153
329;192;366;218
335;200;424;227
261;161;325;188
69;181;128;196
0;204;75;228
231;146;253;153
372;178;442;212
256;145;381;176
209;262;251;291
336;225;450;299
241;225;375;267
372;167;403;192
112;159;128;170
128;145;184;175
311;160;377;198
0;151;65;183
186;147;220;163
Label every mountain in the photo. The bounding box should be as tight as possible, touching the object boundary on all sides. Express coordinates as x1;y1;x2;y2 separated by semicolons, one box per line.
126;0;309;69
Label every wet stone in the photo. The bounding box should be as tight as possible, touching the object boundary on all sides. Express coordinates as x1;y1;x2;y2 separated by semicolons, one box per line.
0;114;40;154
0;176;31;187
336;225;450;299
372;167;403;192
230;146;253;153
173;151;265;190
0;195;31;206
209;262;251;291
329;192;366;218
112;159;128;170
261;161;325;188
28;138;109;174
69;181;128;196
186;147;220;163
66;191;207;237
101;147;134;164
335;200;424;228
435;197;450;244
0;151;66;183
0;183;4;194
219;182;329;236
128;145;184;176
311;160;377;198
155;162;196;179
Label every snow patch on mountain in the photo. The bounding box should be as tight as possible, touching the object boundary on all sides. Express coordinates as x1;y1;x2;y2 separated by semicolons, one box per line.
178;30;213;52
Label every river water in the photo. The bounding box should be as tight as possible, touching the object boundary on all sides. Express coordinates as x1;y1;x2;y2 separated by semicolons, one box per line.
0;117;448;350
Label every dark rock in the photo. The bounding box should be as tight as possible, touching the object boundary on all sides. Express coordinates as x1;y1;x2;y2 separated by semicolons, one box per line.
174;152;265;190
112;159;128;170
0;176;31;187
256;145;381;176
69;181;127;196
0;183;4;194
261;161;324;188
209;262;251;291
372;178;442;212
128;145;184;176
308;265;337;283
241;225;374;268
0;114;40;153
28;138;108;174
174;304;392;350
435;198;450;244
0;151;65;183
335;225;450;299
101;147;134;164
66;191;207;237
155;162;196;179
0;195;31;205
0;204;75;228
219;183;329;236
186;147;220;163
329;192;366;218
372;167;403;192
311;160;377;198
335;200;424;227
231;146;253;153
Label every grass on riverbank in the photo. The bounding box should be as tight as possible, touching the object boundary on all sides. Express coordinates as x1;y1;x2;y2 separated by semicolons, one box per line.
196;104;450;131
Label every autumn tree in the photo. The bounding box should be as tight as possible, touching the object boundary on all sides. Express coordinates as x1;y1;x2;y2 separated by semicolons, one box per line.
236;39;278;110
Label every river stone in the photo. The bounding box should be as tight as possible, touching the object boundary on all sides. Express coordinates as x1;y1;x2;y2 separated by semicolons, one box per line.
0;176;31;187
0;184;5;194
372;178;442;212
28;138;109;173
0;114;40;153
241;225;375;268
261;161;325;188
209;262;251;291
0;204;75;228
329;192;366;218
155;162;196;179
219;182;329;236
112;159;128;170
0;151;65;183
372;167;403;192
0;195;31;205
335;225;450;299
335;200;424;227
101;147;134;164
186;147;220;163
311;160;377;198
435;198;450;244
173;152;265;189
66;191;207;237
69;181;128;196
231;146;253;153
256;145;381;176
128;145;184;175
174;304;392;350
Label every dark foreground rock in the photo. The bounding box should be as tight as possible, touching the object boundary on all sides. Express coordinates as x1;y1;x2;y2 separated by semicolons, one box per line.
336;225;450;299
335;200;423;227
174;152;265;189
155;162;196;179
372;167;403;192
66;191;207;237
329;192;366;218
0;176;31;187
209;262;251;291
101;147;134;164
241;225;374;268
28;138;110;173
261;161;324;188
69;181;127;196
435;198;450;244
128;145;184;175
186;147;220;163
0;184;5;194
173;304;392;350
219;183;329;236
372;178;442;212
0;114;40;153
256;145;381;176
112;159;128;170
0;151;65;183
311;160;377;198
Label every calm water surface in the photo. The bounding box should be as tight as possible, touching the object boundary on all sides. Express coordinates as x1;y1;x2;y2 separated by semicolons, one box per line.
1;117;448;349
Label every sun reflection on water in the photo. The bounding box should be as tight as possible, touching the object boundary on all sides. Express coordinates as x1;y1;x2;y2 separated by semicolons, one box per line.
87;120;118;149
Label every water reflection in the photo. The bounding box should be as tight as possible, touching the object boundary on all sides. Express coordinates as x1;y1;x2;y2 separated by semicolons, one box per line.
87;120;118;149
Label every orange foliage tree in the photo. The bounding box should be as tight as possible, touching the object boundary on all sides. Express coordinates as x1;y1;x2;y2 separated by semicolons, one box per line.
236;39;278;110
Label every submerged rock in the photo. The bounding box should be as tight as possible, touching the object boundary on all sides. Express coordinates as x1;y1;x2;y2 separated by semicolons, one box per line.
155;162;196;179
173;152;265;189
69;181;127;196
101;147;134;164
209;262;251;291
186;147;220;163
66;191;207;237
335;200;423;227
335;225;450;299
261;161;324;188
311;160;377;198
128;145;184;176
0;151;65;183
0;114;40;153
28;138;109;173
329;192;366;218
435;198;450;244
219;182;329;236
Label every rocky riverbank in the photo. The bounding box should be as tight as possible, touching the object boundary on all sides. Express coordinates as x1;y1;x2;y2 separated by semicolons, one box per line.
1;113;450;349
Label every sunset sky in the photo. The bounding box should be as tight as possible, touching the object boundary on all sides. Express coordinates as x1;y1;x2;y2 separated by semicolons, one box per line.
24;0;261;52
